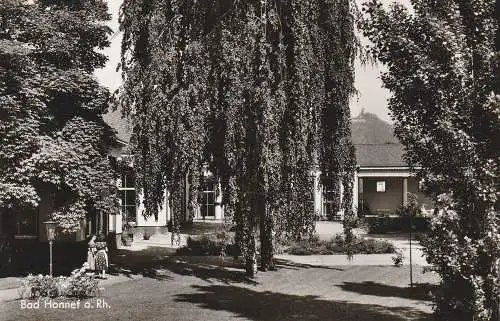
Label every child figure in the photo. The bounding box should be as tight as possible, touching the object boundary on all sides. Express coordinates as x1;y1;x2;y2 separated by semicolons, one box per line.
95;234;108;279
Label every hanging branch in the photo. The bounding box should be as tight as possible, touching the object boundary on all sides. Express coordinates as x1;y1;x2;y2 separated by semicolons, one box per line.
119;0;357;276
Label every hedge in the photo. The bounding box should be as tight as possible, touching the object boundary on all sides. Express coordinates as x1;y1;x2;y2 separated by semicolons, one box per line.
363;216;430;234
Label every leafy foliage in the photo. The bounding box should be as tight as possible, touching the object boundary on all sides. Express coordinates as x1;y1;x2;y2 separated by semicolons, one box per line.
19;264;100;299
119;0;356;276
284;233;395;255
360;1;499;320
0;0;119;232
177;234;240;257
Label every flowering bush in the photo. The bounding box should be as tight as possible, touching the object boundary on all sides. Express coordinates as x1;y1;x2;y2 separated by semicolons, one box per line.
361;0;499;319
392;249;404;267
18;263;99;299
419;200;500;321
66;263;99;298
19;274;60;299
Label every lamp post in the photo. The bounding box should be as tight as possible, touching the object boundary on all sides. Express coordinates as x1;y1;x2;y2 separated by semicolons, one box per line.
409;214;413;288
43;220;57;276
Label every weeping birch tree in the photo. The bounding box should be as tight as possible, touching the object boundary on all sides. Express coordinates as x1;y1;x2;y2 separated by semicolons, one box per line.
119;0;356;276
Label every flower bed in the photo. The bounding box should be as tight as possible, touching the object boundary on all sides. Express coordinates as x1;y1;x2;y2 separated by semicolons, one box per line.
284;233;396;255
177;233;396;257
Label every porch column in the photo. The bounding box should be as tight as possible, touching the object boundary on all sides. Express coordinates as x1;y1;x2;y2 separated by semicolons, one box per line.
99;212;104;234
352;179;357;213
215;181;223;220
165;190;171;222
338;177;344;219
313;170;320;217
184;170;190;222
402;177;408;206
358;177;364;214
338;177;344;206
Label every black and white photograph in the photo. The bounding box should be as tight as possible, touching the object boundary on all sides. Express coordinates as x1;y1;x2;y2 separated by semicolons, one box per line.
0;0;498;320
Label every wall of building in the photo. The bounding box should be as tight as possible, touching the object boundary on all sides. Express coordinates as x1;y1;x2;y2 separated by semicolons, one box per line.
362;177;403;214
134;190;169;227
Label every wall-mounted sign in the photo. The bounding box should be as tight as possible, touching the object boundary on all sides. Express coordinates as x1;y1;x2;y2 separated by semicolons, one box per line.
376;181;386;192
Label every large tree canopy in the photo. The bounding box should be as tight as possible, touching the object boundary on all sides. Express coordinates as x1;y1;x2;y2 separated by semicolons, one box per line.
119;0;356;275
0;0;118;232
361;0;499;320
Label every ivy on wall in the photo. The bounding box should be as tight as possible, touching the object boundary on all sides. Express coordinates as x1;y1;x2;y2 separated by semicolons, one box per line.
0;0;119;232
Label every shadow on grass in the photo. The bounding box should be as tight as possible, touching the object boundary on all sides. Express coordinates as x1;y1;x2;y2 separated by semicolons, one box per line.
109;246;257;285
364;234;412;241
109;245;348;284
274;258;344;271
175;284;433;321
338;281;437;301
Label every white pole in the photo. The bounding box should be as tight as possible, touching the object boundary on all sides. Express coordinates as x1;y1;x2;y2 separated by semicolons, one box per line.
49;240;53;276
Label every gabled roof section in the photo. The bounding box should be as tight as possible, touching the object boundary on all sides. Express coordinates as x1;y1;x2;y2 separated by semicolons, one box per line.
103;107;407;167
102;107;132;144
351;111;407;167
354;144;406;167
351;111;399;145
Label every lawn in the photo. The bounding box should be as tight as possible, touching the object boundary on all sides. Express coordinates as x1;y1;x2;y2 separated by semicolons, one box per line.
1;245;440;321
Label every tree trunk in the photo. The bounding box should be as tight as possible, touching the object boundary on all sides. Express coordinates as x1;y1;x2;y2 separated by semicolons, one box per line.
245;232;257;277
242;190;257;277
260;204;274;271
490;258;500;321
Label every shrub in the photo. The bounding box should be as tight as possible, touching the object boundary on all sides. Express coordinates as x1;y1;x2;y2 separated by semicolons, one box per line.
354;238;395;254
66;274;99;298
20;274;60;299
177;234;240;257
66;264;99;298
285;233;396;255
287;239;330;255
392;249;404;267
363;216;430;234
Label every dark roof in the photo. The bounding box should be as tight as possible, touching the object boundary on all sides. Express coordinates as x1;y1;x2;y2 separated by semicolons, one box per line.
103;108;407;168
102;107;131;143
351;112;399;145
351;111;407;167
354;144;406;167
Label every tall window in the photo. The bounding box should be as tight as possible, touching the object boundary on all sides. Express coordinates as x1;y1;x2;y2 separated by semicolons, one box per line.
200;178;215;218
120;170;136;223
322;176;340;218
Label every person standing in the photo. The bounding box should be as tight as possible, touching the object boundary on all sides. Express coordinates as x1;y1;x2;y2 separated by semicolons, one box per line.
95;234;108;279
87;235;97;272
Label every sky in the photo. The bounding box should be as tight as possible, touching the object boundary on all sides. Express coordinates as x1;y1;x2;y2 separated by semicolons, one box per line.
94;0;411;124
